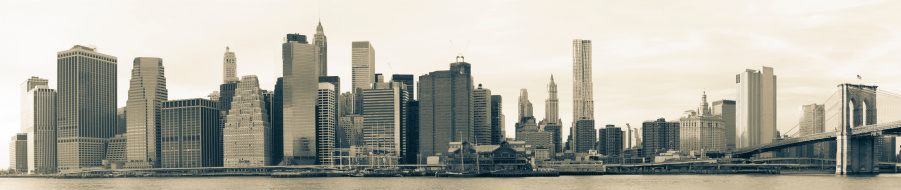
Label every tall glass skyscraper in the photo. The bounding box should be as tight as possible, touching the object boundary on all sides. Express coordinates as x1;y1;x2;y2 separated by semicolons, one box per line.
472;84;491;145
56;45;117;171
126;57;169;168
282;34;318;165
161;98;220;168
352;41;375;92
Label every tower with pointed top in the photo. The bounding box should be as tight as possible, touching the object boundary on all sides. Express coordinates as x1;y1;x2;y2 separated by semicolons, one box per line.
315;21;327;77
223;47;237;83
545;75;560;124
699;91;710;116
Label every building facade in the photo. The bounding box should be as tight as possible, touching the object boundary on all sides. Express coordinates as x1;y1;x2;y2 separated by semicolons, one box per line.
542;75;563;153
161;98;221;168
473;84;492;145
572;39;594;121
736;67;777;150
642;118;680;157
223;75;271;167
282;34;318;165
352;41;375;92
125;57;169;168
10;134;27;173
223;47;238;83
22;82;56;174
316;83;338;165
315;21;328;77
418;61;473;163
362;82;408;163
598;125;624;156
800;104;826;158
679;92;726;154
712;100;736;150
56;45;118;171
572;120;597;153
490;95;505;145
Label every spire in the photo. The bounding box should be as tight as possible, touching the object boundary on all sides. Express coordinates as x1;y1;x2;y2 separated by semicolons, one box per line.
316;20;324;33
699;90;710;116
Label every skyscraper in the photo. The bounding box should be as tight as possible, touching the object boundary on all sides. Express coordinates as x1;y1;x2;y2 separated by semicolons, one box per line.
490;95;505;145
712;100;736;150
21;76;48;133
642;118;680;157
271;77;284;165
736;67;776;150
598;125;624;156
472;84;492;145
22;80;56;174
160;98;221;168
9;134;27;173
126;57;169;168
800;104;825;158
352;41;375;92
223;47;238;83
404;100;419;164
116;107;127;135
572;120;596;153
282;34;318;165
315;21;328;77
542;75;563;153
56;45;117;171
317;83;338;165
572;39;594;121
363;81;408;164
518;89;533;120
418;60;473;163
391;74;415;100
223;75;271;167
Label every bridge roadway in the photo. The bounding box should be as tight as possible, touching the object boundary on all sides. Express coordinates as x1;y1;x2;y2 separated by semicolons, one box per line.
732;120;901;158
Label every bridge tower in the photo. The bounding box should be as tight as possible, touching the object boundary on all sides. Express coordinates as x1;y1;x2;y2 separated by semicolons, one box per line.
837;83;879;175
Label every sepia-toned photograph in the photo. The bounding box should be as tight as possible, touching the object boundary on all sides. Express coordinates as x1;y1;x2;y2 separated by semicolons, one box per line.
2;0;901;189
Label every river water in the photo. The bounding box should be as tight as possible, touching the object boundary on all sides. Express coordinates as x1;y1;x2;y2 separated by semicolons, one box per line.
3;174;901;190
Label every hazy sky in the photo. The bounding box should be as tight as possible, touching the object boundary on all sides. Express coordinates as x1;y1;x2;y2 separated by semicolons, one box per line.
3;0;901;169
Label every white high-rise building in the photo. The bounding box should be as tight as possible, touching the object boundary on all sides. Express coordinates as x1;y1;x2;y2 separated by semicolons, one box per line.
736;67;776;149
352;41;375;92
572;39;594;121
21;78;55;174
125;57;169;168
223;47;238;83
282;34;318;165
21;77;48;133
473;84;492;145
223;75;271;167
316;83;337;165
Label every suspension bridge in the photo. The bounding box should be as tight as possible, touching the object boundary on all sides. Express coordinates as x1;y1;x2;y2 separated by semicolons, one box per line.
732;83;901;175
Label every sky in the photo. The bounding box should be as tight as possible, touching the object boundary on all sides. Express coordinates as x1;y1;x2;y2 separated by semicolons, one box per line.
3;0;901;169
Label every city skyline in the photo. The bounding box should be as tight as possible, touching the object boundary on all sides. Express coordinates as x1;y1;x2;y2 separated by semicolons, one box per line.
4;0;901;169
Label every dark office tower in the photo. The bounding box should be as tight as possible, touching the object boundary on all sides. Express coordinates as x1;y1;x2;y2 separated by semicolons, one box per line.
126;57;169;169
418;59;473;163
283;34;318;165
404;100;419;164
161;98;221;168
572;120;596;153
56;45;117;171
319;76;341;94
642;118;681;157
391;74;415;100
271;77;284;165
598;125;624;156
315;21;327;77
116;107;127;135
490;95;504;145
712;100;736;150
375;73;384;83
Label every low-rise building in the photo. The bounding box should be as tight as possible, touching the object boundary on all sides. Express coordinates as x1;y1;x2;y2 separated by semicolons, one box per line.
446;141;531;173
